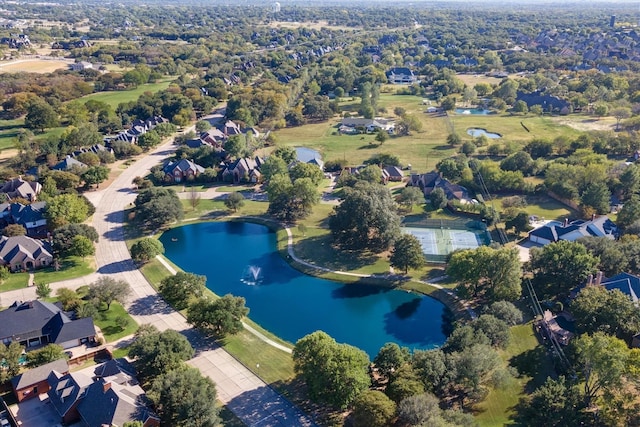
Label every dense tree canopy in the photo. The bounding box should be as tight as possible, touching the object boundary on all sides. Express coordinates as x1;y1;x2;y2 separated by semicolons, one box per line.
149;367;220;427
187;295;249;337
446;246;522;301
329;181;401;252
528;240;599;298
129;327;195;381
134;187;184;231
130;238;165;264
293;331;370;408
159;272;206;310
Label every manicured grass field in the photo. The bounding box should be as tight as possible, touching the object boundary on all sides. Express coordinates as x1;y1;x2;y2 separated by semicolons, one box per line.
79;79;174;109
274;94;582;174
493;194;576;221
93;302;138;342
33;256;95;284
181;198;268;220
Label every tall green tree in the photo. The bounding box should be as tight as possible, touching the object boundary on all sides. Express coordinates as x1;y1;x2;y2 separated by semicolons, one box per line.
45;193;90;229
130;238;165;264
88;276;131;310
82;166;110;188
447;246;522;301
293;331;370;408
374;342;411;380
329;181;401;252
187;295;249;337
572;332;635;407
149;367;220;427
571;286;640;336
351;390;396;427
580;181;610;215
528;240;599;298
134;187;184;231
159;272;206;310
129;328;194;381
515;376;586;427
25;99;59;132
390;234;425;274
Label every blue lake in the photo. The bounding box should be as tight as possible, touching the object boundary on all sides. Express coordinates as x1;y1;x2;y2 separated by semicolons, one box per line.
160;222;447;357
467;128;502;139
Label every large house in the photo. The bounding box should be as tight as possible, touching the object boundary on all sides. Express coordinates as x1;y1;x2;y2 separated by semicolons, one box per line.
0;202;48;238
163;159;205;183
47;359;159;427
0;300;96;349
0;177;41;202
222;157;264;184
528;216;618;246
408;172;474;204
51;155;88;172
340;117;395;134
386;67;418;84
0;235;53;271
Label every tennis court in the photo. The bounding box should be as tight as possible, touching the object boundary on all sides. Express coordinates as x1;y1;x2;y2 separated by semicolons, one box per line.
403;220;491;262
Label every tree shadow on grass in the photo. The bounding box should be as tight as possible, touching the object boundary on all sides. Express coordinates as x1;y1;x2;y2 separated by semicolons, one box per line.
357;143;378;150
294;234;379;271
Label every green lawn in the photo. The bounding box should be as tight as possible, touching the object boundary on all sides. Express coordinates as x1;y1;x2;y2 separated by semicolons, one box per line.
0;272;29;292
33;256;95;284
0;118;66;151
93;302;138;342
79;79;174;109
181;199;268;220
493;194;576;221
274;94;581;174
474;322;553;426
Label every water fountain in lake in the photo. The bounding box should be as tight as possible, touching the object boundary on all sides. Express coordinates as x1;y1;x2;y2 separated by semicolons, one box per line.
242;265;263;285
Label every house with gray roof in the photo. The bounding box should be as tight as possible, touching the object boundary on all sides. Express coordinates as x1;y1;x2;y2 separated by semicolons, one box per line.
163;159;205;183
11;359;69;402
0;177;41;202
51;155;87;172
528;216;618;246
0;235;53;271
0;300;96;349
47;370;94;425
409;172;474;204
0;202;48;237
77;379;160;427
386;67;418;84
47;360;159;427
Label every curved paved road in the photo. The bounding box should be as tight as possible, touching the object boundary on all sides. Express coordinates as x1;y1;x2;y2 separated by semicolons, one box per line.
2;130;317;426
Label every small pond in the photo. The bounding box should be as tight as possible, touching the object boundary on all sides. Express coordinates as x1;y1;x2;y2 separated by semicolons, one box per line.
455;108;491;115
160;222;447;357
467;128;502;139
295;147;321;163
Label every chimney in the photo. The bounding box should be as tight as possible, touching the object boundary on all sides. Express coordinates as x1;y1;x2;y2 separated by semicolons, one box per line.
595;271;603;286
587;274;593;286
103;382;112;393
564;218;569;227
592;213;596;221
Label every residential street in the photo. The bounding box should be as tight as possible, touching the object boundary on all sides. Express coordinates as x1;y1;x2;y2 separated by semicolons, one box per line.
1;116;317;427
